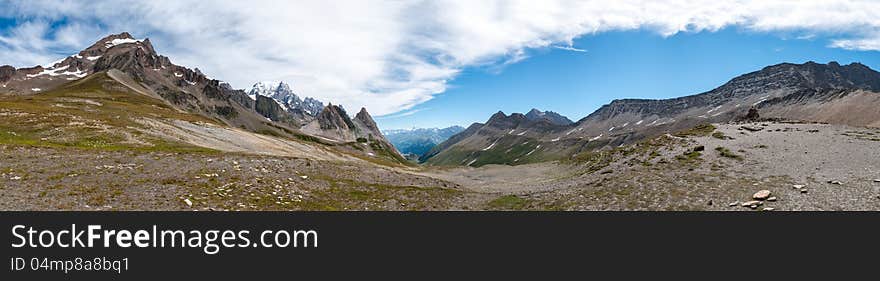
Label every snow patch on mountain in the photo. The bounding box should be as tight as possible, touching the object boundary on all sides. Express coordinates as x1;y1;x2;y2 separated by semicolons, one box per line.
105;38;139;48
26;65;88;78
248;81;324;117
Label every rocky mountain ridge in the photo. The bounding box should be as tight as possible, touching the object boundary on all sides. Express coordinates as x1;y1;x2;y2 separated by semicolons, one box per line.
424;61;880;167
0;32;403;163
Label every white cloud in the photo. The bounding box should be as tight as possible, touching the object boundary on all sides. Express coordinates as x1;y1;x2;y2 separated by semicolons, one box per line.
376;108;429;120
1;0;879;115
554;45;587;52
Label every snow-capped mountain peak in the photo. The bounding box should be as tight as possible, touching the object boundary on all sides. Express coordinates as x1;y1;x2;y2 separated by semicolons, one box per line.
247;81;324;117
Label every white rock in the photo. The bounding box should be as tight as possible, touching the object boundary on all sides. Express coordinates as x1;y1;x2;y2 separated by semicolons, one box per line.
762;207;775;211
300;175;308;179
10;176;21;180
873;179;880;183
767;197;777;202
792;184;806;189
753;190;771;200
800;189;808;194
184;198;193;207
827;180;843;185
742;200;762;207
728;201;739;207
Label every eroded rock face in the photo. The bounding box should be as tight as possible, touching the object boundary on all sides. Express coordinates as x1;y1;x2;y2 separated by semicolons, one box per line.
354;108;383;139
255;95;288;122
317;104;355;131
0;65;14;83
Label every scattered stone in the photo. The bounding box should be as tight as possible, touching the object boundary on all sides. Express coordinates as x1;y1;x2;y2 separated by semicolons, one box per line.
707;200;713;206
827;180;843;185
792;184;806;189
10;176;21;180
800;189;808;194
753;190;772;200
762;207;775;211
873;179;880;183
183;198;193;207
300;175;308;179
741;126;763;132
742;200;762;208
728;201;739;207
767;196;777;202
693;145;705;152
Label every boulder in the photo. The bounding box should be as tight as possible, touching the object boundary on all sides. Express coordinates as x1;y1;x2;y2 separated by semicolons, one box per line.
745;107;760;121
753;190;772;200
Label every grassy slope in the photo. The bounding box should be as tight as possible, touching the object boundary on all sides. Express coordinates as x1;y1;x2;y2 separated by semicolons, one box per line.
0;72;218;153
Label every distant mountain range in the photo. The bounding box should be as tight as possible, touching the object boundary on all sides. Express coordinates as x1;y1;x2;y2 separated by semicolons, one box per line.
383;126;465;160
423;61;880;167
0;32;404;163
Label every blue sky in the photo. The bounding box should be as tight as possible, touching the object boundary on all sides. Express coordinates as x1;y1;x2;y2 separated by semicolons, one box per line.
2;1;879;130
376;28;880;129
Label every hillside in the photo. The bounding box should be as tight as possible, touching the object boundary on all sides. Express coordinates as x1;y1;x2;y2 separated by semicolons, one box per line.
0;32;404;164
423;61;880;167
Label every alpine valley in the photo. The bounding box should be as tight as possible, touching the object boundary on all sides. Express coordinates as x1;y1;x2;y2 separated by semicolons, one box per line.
2;33;879;211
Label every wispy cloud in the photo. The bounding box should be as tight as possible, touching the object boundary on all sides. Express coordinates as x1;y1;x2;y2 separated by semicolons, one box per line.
376;107;429;119
830;34;880;51
553;45;587;52
1;0;879;115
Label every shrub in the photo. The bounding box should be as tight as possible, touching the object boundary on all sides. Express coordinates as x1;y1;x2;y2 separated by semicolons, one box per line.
674;123;716;137
715;146;741;159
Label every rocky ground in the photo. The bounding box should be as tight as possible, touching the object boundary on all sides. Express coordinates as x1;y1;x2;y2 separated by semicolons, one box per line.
1;121;878;211
422;121;880;211
0;146;495;211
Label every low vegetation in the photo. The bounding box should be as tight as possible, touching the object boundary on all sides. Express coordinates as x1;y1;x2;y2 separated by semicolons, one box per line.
715;146;741;159
487;195;529;210
674;123;716;137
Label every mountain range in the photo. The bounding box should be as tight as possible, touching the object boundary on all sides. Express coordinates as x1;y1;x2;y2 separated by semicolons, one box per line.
3;32;880;211
423;61;880;167
383;126;465;160
0;32;403;163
